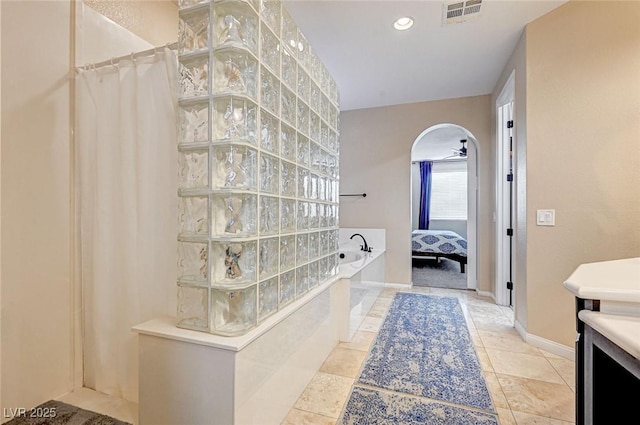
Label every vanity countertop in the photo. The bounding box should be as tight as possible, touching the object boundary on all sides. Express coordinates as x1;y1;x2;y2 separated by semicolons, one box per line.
563;257;640;303
578;310;640;360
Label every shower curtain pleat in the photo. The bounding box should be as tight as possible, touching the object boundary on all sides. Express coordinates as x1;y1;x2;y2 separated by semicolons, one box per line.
77;49;178;402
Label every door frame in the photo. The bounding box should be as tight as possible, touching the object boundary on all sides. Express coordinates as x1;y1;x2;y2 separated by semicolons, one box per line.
495;71;515;306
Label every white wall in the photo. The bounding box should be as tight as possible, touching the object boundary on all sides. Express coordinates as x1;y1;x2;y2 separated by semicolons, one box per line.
1;1;74;416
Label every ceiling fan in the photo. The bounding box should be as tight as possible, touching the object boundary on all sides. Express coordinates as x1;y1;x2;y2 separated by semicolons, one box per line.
444;139;468;159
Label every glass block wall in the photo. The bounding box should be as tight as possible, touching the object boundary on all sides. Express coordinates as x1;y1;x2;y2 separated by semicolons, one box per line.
176;0;340;336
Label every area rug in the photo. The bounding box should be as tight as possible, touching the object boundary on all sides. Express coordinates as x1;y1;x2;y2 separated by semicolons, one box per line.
4;400;131;425
339;292;496;424
412;258;467;289
341;386;498;425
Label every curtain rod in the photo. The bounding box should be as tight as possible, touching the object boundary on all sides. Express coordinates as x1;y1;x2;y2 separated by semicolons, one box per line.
77;41;178;71
411;158;468;164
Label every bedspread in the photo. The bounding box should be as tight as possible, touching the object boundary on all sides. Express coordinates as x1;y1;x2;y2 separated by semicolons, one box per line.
411;230;467;257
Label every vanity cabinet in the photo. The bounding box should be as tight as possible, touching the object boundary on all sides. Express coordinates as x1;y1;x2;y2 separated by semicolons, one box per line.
563;258;640;425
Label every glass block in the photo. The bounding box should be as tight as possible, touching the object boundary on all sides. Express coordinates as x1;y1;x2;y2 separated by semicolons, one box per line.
259;109;279;155
212;96;258;144
279;270;295;306
308;260;319;288
297;29;311;70
260;0;281;35
259;196;279;235
260;153;279;194
258;277;278;320
310;143;321;172
296;233;309;264
320;122;329;148
296;201;309;231
260;23;280;76
296;264;309;297
211;193;257;236
179;55;209;98
320;150;330;176
179;8;209;54
178;195;208;236
310;82;321;113
281;86;296;127
179;0;209;10
281;50;297;91
321;94;330;122
318;202;326;228
297;166;309;199
211;286;257;336
309;112;320;144
329;105;338;131
297;102;309;136
328;129;338;153
214;1;258;54
321;65;331;96
280;124;296;162
320;230;329;255
330;78;338;105
177;285;209;331
309;173;318;200
259;237;279;279
320;255;330;281
296;134;309;166
309;202;319;229
260;67;280;115
212;144;258;190
330;229;339;252
178;149;208;190
309;231;319;260
179;101;209;144
213;49;258;99
318;176;327;201
297;69;310;101
280;160;296;197
280;234;296;271
281;7;297;55
310;50;323;85
280;198;296;234
178;241;208;283
211;240;257;285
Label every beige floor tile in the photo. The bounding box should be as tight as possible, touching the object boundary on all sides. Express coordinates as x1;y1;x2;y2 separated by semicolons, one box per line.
497;374;575;423
486;349;564;384
366;301;390;318
280;408;337;425
484;371;509;409
497;407;517;425
547;357;576;390
511;410;574;424
294;372;354;419
476;346;494;372
319;347;367;378
358;316;383;332
338;330;376;352
378;287;402;298
480;330;543;356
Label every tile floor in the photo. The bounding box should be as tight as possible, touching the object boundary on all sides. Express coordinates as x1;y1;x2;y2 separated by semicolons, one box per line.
56;285;576;425
281;286;576;425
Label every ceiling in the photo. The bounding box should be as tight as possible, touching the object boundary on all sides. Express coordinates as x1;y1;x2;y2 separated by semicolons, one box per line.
283;0;567;111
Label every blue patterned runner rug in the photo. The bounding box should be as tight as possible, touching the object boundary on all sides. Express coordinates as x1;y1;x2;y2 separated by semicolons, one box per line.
340;292;498;424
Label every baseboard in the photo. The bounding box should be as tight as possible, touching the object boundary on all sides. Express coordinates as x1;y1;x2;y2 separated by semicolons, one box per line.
515;319;575;360
475;289;496;302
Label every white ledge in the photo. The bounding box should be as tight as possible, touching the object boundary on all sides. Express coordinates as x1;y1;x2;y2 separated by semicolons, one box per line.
133;249;386;351
563;257;640;303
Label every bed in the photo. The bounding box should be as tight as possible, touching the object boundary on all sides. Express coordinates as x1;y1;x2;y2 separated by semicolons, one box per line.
411;229;468;273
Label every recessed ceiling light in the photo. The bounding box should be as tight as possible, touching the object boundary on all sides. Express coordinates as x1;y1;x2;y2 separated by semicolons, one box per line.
393;17;414;30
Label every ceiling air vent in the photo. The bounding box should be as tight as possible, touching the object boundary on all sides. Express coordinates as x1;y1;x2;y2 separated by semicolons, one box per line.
443;0;483;24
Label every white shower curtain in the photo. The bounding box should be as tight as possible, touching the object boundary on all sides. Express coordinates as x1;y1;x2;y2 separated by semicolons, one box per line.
77;48;178;402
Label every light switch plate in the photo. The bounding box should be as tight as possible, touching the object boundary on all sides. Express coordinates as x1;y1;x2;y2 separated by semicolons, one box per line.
536;209;555;226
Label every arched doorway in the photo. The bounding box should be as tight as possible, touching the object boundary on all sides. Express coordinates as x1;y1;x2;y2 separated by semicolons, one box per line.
410;124;479;289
